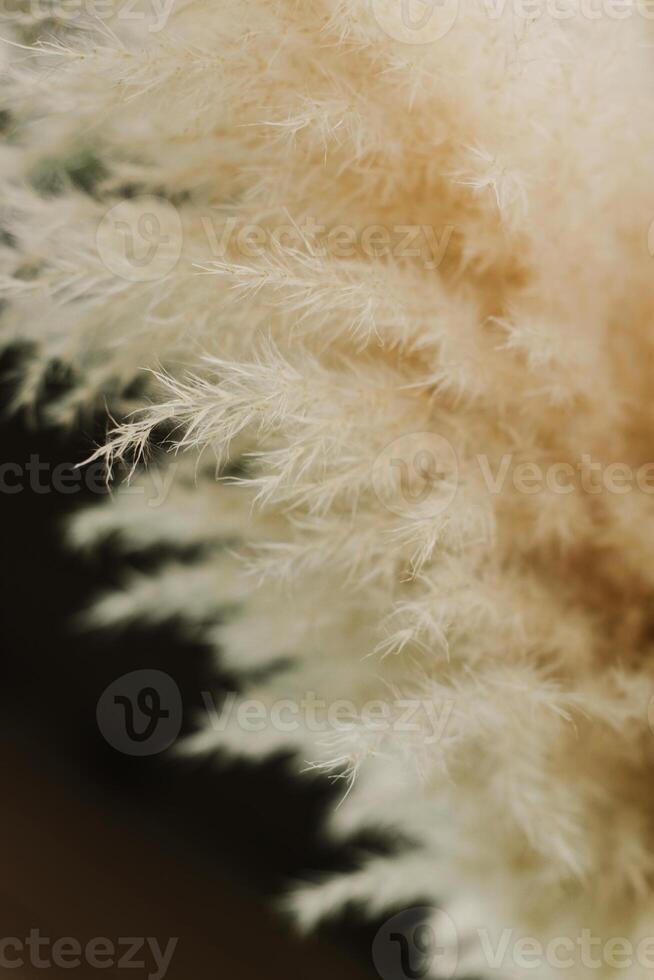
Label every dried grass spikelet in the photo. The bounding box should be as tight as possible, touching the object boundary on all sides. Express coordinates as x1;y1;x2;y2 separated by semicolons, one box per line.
5;1;654;975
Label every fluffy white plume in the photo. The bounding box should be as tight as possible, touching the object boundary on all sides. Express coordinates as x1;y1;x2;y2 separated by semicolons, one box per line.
5;1;654;975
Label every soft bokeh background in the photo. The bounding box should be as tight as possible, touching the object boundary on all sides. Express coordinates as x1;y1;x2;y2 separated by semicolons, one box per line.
0;355;386;979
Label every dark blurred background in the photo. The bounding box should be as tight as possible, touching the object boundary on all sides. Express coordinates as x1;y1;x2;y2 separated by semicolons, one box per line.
0;352;386;979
